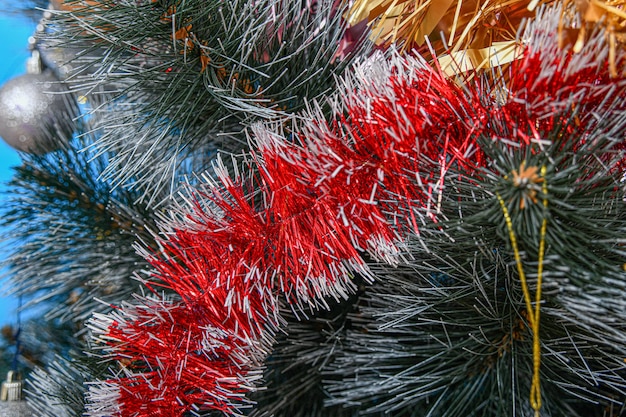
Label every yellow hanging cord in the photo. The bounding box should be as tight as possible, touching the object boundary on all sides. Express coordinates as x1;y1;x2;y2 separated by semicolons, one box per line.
496;166;548;417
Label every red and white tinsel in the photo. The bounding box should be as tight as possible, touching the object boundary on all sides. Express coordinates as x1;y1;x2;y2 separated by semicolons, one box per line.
86;6;626;416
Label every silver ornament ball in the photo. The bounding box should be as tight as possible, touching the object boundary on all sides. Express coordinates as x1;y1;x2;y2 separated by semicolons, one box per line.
0;70;76;154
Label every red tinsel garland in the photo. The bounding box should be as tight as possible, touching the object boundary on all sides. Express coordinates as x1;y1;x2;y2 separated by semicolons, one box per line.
86;8;626;416
90;56;484;416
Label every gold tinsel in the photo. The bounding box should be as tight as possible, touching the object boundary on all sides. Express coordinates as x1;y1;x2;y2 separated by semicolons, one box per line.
347;0;626;75
556;0;626;76
346;0;533;54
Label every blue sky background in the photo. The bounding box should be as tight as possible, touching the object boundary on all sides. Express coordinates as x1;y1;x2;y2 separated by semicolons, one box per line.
0;14;36;325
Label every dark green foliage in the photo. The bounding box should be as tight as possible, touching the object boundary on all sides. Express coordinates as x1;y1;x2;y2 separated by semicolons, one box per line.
321;112;626;416
41;0;369;202
1;134;160;325
249;292;367;417
0;128;171;415
27;353;111;417
2;1;371;413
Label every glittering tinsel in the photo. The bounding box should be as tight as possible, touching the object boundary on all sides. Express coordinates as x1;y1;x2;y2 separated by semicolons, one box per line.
85;50;488;417
324;7;626;416
4;1;626;416
86;6;626;416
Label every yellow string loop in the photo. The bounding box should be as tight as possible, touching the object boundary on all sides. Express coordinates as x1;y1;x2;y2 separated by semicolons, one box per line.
496;165;548;417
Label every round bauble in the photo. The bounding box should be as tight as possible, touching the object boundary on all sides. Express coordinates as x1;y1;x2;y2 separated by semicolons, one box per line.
0;70;77;154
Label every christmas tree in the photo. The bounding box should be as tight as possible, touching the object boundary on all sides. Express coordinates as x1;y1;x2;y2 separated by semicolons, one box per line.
1;0;626;416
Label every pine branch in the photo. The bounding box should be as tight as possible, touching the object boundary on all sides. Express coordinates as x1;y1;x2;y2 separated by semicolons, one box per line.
27;352;111;417
321;43;626;414
41;0;371;203
249;288;368;417
324;147;626;415
13;4;625;417
1;133;161;325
